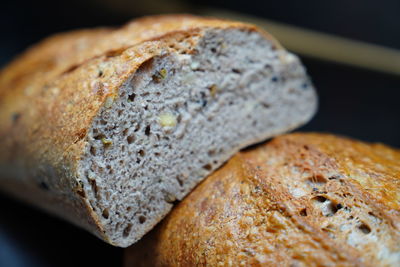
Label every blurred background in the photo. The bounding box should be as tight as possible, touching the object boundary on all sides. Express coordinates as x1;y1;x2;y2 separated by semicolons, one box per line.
1;0;399;266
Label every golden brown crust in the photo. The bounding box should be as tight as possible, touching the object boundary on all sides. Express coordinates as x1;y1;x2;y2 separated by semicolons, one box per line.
0;15;274;243
125;133;400;266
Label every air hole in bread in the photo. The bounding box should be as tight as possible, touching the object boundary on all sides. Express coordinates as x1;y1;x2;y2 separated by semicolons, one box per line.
102;208;109;219
106;165;114;174
358;223;371;234
128;93;136;102
261;102;270;109
232;68;241;74
203;164;212;171
264;63;273;69
299;208;307;216
176;114;182;123
306;175;328;186
93;133;106;140
144;125;151;136
138;216;146;224
123;223;132;238
343;192;353;198
88;177;98;196
311;196;340;216
313;196;327;203
175;175;184;187
326;202;340;216
127;135;135;144
90;146;96;156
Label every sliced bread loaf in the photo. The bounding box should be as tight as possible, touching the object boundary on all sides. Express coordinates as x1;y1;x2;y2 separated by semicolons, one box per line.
0;15;317;247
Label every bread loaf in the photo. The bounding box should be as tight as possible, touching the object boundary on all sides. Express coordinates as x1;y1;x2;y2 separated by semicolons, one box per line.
0;15;316;247
125;133;400;266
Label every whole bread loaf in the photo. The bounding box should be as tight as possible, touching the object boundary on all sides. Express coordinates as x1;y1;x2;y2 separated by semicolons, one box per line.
0;15;316;247
125;133;400;266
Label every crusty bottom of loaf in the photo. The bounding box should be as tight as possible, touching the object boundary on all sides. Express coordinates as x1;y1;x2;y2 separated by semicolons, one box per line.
78;28;317;247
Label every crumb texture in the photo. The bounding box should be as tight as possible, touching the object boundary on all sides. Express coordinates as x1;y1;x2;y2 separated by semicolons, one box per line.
125;133;400;266
80;29;316;246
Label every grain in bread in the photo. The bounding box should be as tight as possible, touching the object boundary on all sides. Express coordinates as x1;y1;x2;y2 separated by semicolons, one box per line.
0;15;316;247
125;133;400;266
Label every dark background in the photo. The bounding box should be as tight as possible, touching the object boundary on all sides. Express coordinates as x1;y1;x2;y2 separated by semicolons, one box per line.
1;0;399;266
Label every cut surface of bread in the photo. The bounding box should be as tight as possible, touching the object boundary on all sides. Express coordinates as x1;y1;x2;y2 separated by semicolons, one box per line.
125;133;400;266
0;15;316;247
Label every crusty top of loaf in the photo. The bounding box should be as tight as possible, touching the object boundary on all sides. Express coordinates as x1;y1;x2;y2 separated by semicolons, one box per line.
0;15;271;161
0;15;267;95
125;133;400;266
283;133;400;211
0;15;280;241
